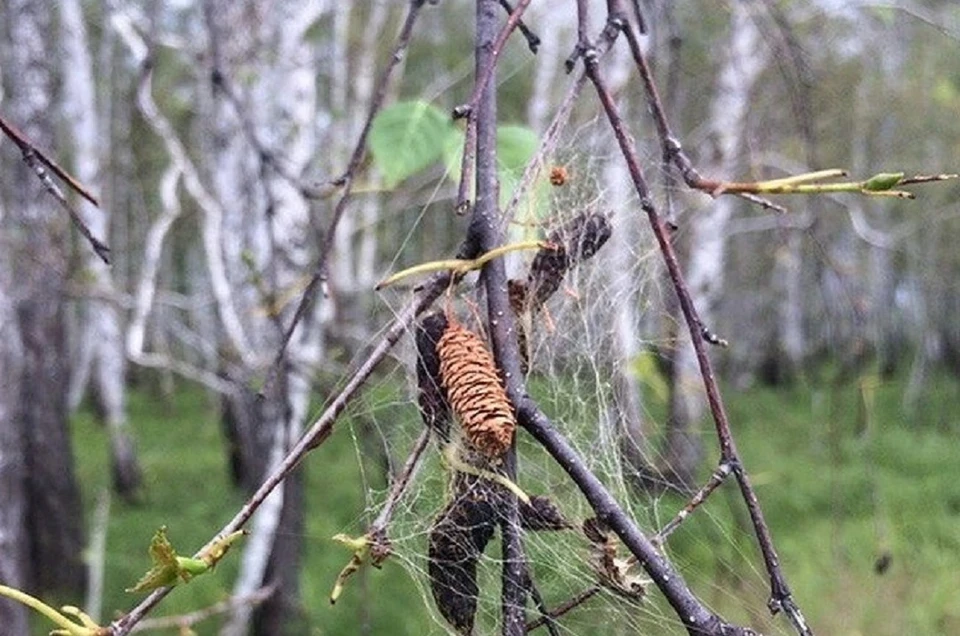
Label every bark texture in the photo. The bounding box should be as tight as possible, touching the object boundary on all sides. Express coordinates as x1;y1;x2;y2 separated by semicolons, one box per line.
1;0;86;598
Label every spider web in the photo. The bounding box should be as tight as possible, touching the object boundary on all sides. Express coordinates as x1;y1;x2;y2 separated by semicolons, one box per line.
312;113;791;635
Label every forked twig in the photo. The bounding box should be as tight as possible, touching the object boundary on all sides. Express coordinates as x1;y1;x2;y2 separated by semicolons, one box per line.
328;428;432;604
497;0;540;52
525;586;600;632
0;113;110;264
454;0;536;216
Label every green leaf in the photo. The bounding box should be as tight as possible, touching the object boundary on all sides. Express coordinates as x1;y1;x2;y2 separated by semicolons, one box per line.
126;527;183;593
496;125;538;174
368;100;453;188
126;526;221;593
442;124;542;209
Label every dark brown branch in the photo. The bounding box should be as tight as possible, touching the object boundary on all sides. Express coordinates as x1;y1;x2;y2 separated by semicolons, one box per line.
0;113;110;264
470;2;527;633
517;401;752;635
454;0;535;216
259;0;430;399
587;5;812;634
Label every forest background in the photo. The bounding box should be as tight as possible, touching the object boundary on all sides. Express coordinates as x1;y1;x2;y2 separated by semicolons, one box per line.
1;1;959;635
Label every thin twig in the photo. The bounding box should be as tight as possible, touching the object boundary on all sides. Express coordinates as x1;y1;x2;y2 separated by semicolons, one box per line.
129;586;275;633
0;113;100;206
522;563;561;636
497;0;540;52
525;586;600;632
653;462;732;547
498;4;620;236
368;428;432;534
453;0;535;217
0;114;110;263
259;0;430;399
453;0;536;121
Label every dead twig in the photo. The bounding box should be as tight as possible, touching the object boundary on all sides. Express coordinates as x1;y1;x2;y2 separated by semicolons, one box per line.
0;113;109;264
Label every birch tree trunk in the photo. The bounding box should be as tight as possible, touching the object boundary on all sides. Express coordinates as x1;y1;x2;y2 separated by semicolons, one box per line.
0;0;86;596
199;2;329;633
666;4;763;487
60;0;142;501
0;198;29;636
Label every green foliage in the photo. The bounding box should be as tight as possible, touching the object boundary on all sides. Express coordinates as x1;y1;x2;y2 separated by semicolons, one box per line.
126;526;244;593
369;100;454;188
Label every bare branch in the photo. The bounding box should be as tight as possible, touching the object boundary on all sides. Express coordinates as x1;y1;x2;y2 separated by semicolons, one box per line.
0;114;110;263
130;586;274;633
587;2;812;633
525;586;600;632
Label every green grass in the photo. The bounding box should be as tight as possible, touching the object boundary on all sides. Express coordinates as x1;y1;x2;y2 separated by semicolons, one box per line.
47;371;960;634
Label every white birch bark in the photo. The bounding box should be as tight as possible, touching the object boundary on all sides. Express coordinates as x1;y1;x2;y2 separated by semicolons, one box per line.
0;189;29;636
1;0;86;596
208;2;329;633
60;0;142;499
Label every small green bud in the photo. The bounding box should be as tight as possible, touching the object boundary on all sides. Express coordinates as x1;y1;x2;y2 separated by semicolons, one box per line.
176;556;210;577
863;172;904;192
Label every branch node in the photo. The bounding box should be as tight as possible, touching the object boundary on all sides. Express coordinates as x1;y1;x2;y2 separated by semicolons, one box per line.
564;43;587;73
701;324;728;348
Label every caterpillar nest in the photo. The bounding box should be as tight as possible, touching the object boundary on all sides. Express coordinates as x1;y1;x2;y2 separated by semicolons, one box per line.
525;210;613;310
428;477;498;635
415;312;451;442
437;321;516;458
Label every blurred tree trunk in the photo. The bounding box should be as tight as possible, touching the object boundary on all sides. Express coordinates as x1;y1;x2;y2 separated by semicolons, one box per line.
598;37;654;487
200;2;329;633
0;0;86;598
666;4;763;487
60;0;143;501
0;208;29;636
